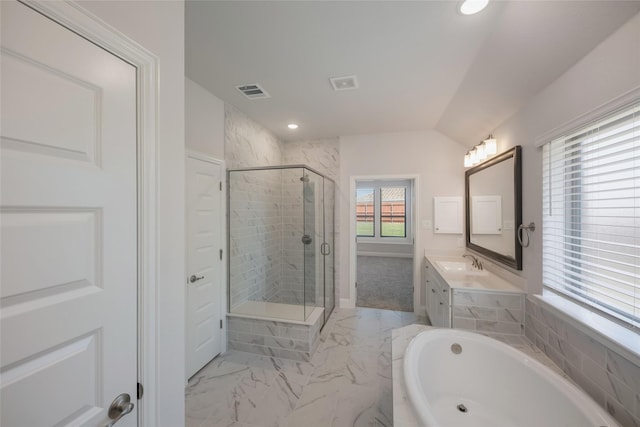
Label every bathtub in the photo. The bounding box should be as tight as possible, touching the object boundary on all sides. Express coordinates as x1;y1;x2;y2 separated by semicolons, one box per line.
403;329;620;427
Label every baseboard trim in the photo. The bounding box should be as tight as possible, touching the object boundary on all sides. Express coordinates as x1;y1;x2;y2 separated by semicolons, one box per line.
357;252;413;258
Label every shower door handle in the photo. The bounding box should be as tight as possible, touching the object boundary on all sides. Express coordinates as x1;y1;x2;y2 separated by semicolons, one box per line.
321;242;331;256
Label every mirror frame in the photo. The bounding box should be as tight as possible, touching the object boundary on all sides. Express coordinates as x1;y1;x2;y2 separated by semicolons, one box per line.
465;145;522;270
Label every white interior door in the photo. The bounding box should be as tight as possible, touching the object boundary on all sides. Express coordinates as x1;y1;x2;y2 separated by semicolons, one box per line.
186;154;223;379
1;2;138;426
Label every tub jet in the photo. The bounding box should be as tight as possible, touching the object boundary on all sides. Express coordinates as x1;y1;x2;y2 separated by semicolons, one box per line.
457;404;468;413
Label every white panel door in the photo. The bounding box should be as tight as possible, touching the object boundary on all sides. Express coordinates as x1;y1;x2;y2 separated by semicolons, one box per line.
1;2;138;426
186;155;223;379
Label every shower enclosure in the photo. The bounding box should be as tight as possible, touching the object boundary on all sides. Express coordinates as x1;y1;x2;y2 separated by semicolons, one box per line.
227;165;335;330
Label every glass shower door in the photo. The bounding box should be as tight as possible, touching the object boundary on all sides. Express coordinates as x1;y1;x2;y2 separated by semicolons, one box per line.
303;169;324;320
323;178;335;324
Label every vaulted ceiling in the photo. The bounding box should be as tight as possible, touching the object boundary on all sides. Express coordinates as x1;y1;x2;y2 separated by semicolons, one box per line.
186;1;640;146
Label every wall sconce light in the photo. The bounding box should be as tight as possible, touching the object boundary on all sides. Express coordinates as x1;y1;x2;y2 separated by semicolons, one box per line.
464;134;498;168
464;152;472;167
483;134;497;156
476;143;487;161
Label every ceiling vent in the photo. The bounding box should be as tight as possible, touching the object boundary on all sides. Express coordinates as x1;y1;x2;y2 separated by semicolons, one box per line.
330;75;358;91
236;83;270;99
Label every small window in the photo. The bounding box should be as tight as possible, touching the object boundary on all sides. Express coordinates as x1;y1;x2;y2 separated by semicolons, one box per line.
355;180;412;243
380;187;406;237
542;101;640;329
356;188;375;237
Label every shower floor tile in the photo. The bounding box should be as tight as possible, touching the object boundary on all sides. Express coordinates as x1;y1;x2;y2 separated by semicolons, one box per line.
185;307;426;427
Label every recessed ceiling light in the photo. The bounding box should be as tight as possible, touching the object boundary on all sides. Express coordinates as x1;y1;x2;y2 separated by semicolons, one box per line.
459;0;489;15
288;123;299;130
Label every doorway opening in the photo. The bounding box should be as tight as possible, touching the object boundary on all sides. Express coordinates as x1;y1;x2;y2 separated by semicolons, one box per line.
354;178;415;312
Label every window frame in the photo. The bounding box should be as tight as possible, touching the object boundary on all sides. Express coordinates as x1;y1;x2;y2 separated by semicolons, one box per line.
356;179;412;244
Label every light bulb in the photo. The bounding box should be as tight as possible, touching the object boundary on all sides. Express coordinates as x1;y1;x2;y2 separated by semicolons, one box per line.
470;149;478;165
476;143;487;161
483;136;497;155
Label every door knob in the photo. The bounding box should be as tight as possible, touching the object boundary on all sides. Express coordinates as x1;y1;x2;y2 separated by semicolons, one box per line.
106;393;134;427
189;275;204;283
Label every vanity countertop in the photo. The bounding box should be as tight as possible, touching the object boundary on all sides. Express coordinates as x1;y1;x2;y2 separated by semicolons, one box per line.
425;254;524;294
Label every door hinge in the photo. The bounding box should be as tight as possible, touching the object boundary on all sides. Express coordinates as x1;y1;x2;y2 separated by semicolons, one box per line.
220;319;223;329
137;382;144;400
219;181;222;191
219;249;223;260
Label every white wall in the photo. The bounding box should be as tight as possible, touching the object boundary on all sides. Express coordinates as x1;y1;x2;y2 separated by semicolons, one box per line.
339;130;467;307
186;78;225;159
491;11;640;295
77;1;186;425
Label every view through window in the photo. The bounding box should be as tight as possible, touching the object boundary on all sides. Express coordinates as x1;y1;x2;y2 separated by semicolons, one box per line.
356;180;411;241
542;102;639;329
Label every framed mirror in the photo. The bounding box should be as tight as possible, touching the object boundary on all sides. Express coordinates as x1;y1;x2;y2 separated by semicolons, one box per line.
465;145;522;270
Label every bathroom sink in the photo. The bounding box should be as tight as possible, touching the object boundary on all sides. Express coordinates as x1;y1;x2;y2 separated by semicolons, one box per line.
435;260;487;276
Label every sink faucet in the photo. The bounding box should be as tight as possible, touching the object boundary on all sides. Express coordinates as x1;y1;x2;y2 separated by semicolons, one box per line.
463;254;483;270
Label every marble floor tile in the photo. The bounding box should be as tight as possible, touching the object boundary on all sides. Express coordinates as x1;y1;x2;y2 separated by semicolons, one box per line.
185;307;425;427
331;384;379;427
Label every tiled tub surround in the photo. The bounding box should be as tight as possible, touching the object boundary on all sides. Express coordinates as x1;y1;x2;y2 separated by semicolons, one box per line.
452;289;525;335
227;305;324;362
187;307;424;427
392;324;579;426
425;254;526;335
526;296;640;427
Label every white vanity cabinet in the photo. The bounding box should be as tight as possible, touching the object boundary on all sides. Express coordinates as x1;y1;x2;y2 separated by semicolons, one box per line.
424;255;526;336
425;259;451;327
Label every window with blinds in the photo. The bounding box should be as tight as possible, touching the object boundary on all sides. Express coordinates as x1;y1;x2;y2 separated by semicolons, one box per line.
542;101;640;330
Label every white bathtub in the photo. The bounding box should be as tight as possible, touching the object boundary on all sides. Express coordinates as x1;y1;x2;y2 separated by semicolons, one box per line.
403;329;620;427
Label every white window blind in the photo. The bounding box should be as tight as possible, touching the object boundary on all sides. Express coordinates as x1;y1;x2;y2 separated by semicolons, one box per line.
542;101;640;330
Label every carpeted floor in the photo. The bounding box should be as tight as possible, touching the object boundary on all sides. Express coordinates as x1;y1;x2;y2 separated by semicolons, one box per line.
356;256;414;312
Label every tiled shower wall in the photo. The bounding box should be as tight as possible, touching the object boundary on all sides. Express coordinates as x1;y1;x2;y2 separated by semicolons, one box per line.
230;167;327;308
225;104;283;169
526;297;640;427
284;138;340;303
279;168;305;304
226;105;285;308
228;169;284;307
226;106;341;308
